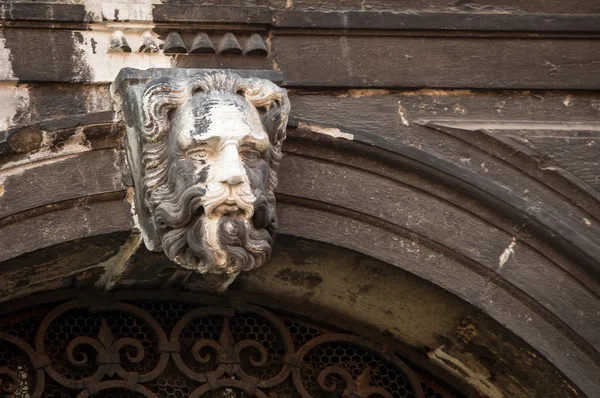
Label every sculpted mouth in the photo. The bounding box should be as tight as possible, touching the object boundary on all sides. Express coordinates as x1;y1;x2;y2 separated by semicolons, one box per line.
204;188;256;219
214;199;243;216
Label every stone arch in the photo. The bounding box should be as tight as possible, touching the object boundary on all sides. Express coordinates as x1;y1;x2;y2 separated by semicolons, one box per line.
1;104;598;396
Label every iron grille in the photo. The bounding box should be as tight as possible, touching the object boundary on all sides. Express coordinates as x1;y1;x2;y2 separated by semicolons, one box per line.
0;294;460;398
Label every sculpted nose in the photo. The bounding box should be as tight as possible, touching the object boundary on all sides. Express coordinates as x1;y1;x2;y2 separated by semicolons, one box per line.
219;143;246;185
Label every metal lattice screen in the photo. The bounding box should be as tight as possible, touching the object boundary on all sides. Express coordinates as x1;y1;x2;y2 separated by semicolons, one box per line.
0;294;461;398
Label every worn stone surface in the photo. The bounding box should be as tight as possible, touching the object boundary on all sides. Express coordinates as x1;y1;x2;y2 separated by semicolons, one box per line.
231;236;471;349
428;312;580;398
273;36;600;89
228;236;581;398
0;234;583;397
260;0;600;13
0;199;131;262
275;202;599;396
0;149;125;219
272;9;600;31
0;231;131;304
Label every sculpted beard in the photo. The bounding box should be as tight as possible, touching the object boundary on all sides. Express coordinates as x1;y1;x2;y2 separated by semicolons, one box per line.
152;176;275;274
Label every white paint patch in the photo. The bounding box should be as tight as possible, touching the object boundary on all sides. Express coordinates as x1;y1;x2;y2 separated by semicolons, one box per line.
563;95;574;107
398;101;410;126
540;165;558;171
217;272;240;294
452;103;467;115
125;185;143;231
428;346;504;398
298;122;354;140
498;237;516;269
0;32;14;81
0;84;29;131
73;29;173;83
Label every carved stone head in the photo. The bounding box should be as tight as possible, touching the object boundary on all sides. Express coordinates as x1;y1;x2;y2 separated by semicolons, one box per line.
124;71;289;274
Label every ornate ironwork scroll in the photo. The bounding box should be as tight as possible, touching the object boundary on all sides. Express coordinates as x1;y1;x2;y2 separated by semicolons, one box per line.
0;293;459;397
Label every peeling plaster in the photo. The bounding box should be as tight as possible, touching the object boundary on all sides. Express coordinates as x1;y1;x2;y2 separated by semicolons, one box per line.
398;101;410;126
428;346;504;398
498;237;516;269
82;1;159;23
298;121;354;140
125;186;142;235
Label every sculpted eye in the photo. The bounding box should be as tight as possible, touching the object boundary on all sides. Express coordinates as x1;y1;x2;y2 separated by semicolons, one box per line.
188;149;207;161
240;150;261;161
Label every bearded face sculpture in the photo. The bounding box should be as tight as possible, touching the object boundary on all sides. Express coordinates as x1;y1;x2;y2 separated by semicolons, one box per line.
121;71;289;274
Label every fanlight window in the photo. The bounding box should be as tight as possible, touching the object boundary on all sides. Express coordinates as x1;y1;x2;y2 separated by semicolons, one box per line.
0;293;461;398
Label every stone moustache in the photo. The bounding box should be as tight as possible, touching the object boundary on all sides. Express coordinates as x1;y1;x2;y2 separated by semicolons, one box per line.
137;71;289;274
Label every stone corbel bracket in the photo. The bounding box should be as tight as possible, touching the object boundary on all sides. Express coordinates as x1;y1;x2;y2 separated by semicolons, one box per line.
111;68;288;275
